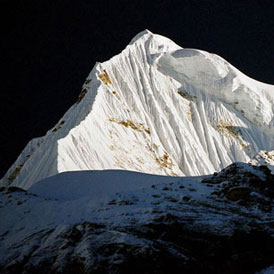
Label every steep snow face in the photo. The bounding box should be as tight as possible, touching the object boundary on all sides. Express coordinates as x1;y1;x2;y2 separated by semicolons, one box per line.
1;30;274;189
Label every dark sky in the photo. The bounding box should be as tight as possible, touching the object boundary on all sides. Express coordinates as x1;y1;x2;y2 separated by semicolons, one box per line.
1;0;274;177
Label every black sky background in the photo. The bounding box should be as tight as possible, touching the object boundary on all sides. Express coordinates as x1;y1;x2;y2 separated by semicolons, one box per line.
1;0;274;177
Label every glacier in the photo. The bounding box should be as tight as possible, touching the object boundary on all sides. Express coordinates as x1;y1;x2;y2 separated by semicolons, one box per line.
1;29;274;189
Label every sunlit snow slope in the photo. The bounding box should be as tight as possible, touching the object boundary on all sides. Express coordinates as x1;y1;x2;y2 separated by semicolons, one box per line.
1;30;274;189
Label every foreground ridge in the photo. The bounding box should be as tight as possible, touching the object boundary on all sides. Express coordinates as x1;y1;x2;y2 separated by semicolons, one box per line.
0;163;274;273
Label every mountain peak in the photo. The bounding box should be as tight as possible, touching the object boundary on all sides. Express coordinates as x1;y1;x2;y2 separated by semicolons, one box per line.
1;31;273;189
129;29;153;44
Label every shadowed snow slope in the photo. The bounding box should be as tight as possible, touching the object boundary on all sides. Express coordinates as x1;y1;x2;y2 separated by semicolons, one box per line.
1;30;274;189
1;164;274;273
29;170;177;201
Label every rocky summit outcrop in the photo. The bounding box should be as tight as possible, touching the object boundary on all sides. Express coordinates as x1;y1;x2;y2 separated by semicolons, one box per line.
202;162;274;210
1;163;274;273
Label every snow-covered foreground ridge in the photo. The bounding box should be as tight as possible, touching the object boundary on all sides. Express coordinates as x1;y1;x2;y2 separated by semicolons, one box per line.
1;29;274;189
1;164;274;273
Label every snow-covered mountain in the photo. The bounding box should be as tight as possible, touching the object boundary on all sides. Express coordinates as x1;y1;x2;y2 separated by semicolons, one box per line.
1;30;274;273
1;30;274;189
